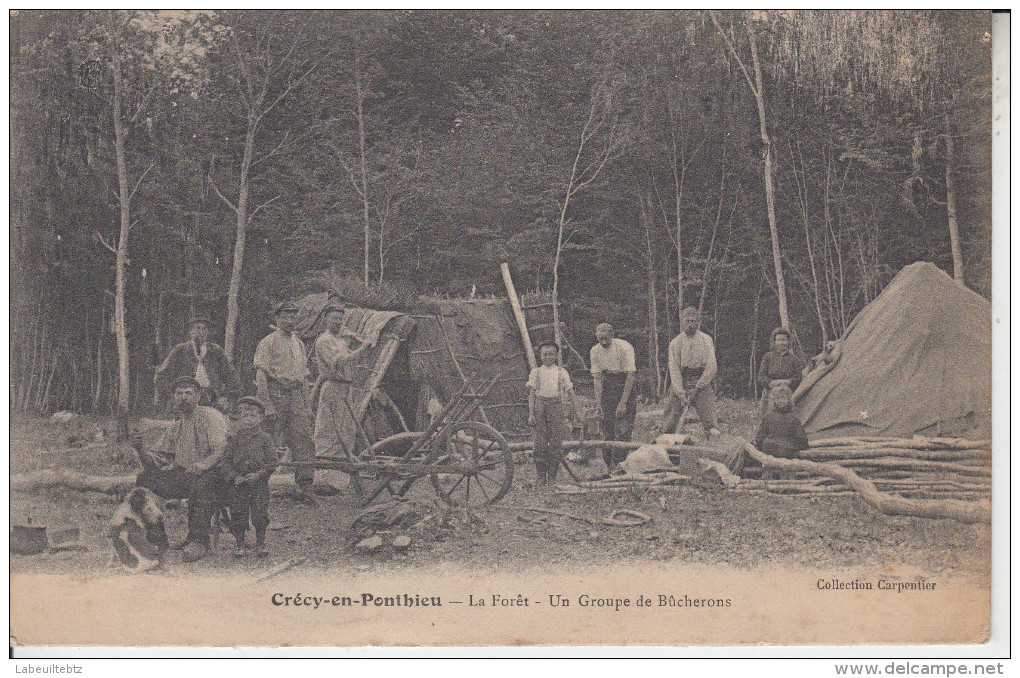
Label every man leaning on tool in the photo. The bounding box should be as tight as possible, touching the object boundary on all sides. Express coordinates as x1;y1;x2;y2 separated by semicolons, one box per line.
590;322;637;467
662;307;721;440
254;301;317;505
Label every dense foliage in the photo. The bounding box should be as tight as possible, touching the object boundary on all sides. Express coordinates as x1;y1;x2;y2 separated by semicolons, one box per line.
10;10;992;413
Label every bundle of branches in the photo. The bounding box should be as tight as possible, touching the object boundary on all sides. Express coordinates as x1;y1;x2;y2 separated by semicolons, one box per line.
742;441;990;524
785;435;992;502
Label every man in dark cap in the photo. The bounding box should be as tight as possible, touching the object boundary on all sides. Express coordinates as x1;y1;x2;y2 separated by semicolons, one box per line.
254;301;317;504
154;311;240;410
132;375;230;563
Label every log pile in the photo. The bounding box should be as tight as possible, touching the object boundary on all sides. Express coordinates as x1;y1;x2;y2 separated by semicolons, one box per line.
744;436;991;503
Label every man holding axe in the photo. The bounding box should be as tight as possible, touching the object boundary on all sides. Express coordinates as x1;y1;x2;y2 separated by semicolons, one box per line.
662;307;721;440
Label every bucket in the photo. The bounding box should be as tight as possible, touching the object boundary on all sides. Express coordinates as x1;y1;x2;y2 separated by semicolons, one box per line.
11;525;48;555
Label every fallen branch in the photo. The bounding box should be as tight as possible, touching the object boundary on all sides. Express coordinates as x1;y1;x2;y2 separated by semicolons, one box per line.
743;441;990;524
254;556;307;583
520;507;651;527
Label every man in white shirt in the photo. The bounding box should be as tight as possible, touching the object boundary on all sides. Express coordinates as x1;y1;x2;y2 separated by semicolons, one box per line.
589;323;637;466
254;301;316;504
663;307;721;439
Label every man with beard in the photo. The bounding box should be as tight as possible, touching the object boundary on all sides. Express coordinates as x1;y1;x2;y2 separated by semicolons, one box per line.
154;312;240;410
133;376;230;563
662;307;721;440
254;301;317;504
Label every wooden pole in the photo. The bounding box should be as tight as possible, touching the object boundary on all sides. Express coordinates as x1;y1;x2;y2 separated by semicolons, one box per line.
500;262;537;370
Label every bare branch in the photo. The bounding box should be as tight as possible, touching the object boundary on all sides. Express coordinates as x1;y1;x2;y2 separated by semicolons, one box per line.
95;232;118;254
129;81;161;124
209;179;239;214
247;195;281;224
256;60;320;123
128;158;158;203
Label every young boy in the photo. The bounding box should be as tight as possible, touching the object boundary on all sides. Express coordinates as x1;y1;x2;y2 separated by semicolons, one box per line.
753;384;808;478
222;396;279;557
527;341;583;486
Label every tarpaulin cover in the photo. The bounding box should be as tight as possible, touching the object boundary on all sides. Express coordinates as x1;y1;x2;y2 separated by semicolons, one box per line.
794;262;991;439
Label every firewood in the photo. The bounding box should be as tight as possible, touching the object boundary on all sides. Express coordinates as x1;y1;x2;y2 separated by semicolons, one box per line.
743;441;990;524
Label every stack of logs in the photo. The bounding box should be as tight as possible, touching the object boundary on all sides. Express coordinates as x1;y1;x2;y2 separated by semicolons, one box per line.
741;436;991;502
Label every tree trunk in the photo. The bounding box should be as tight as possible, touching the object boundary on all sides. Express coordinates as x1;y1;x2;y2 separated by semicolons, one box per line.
110;18;132;418
944;125;964;282
355;47;371;286
746;21;790;328
642;193;663;395
224;115;256;361
669;102;685;314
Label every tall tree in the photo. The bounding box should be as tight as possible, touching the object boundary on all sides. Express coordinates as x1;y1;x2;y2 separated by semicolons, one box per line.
205;11;324;359
710;10;791;328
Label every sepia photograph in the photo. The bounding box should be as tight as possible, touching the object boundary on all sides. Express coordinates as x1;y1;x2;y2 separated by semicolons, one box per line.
9;9;1002;653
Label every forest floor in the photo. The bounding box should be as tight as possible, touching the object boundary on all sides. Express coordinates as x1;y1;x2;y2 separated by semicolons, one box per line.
9;402;991;581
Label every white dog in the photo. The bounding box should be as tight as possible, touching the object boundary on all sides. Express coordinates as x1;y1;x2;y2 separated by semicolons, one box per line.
109;487;169;573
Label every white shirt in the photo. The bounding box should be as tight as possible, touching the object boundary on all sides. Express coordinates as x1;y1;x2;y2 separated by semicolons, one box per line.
590;338;636;374
527;365;573;398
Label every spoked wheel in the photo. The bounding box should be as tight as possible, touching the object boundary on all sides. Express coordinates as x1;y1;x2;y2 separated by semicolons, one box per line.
430;421;514;507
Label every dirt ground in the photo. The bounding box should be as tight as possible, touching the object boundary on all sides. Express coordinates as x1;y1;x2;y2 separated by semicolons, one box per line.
9;403;992;581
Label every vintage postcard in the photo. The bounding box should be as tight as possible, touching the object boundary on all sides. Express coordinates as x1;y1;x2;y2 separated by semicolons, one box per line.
9;9;1003;653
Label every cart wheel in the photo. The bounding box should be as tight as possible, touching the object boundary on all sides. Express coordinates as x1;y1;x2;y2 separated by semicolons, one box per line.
430;421;514;507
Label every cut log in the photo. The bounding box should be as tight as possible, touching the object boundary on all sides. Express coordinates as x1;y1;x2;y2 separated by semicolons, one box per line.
809;437;990;451
11;469;136;495
833;457;990;477
743;441;990;524
11;467;344;498
800;447;991;461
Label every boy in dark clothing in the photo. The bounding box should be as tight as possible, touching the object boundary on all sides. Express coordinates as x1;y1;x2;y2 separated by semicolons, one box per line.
754;384;809;462
222;396;278;558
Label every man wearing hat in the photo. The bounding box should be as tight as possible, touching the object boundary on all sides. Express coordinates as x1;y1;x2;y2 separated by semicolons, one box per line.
662;307;721;439
154;311;240;410
589;322;637;466
313;307;370;458
133;375;230;562
254;301;317;504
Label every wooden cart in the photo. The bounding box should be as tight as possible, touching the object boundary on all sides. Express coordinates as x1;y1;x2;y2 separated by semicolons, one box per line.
282;373;515;507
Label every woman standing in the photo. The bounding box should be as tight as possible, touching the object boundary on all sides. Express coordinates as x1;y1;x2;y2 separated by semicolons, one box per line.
756;327;805;421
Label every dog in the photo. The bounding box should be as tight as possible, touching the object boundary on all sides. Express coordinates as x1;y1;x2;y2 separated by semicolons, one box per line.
109;487;169;573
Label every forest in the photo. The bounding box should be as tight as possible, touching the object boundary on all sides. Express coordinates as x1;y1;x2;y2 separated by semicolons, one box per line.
9;10;993;417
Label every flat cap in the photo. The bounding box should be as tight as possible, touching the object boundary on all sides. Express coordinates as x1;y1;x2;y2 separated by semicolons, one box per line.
236;396;267;414
273;301;299;314
171;375;202;391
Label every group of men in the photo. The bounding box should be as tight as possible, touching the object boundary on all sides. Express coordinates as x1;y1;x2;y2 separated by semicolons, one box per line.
135;297;728;559
138;302;368;562
589;306;720;451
